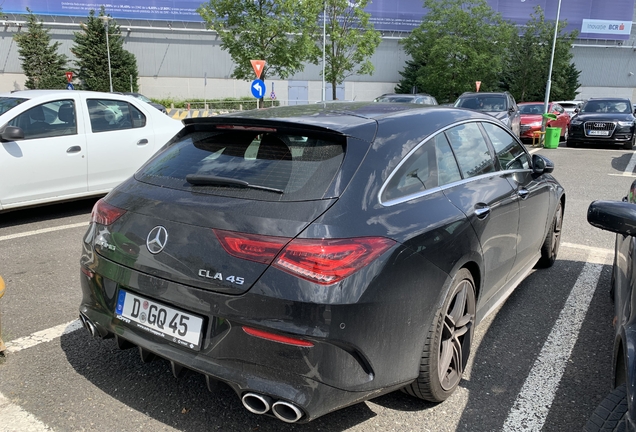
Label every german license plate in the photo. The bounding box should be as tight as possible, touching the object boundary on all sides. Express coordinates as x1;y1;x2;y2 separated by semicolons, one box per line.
588;130;610;136
115;290;204;351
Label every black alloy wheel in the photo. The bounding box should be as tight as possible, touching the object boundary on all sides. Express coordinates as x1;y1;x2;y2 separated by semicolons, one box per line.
403;268;476;402
539;201;563;267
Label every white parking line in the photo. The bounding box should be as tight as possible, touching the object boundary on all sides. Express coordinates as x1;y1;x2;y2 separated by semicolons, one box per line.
0;222;89;242
4;320;82;354
0;392;52;431
502;249;608;431
624;151;636;176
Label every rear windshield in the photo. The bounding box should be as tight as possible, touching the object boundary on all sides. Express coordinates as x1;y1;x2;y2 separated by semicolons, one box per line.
136;130;345;201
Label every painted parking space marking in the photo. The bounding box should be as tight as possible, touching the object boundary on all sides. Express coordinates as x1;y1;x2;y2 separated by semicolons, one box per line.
623;150;636;176
0;222;89;242
4;320;82;354
502;249;608;431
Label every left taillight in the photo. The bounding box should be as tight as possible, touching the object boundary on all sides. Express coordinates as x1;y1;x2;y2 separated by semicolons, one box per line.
91;199;126;225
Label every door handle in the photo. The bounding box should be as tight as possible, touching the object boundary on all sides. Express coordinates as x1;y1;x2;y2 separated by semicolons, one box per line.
66;146;81;153
518;188;529;199
137;139;149;146
474;206;491;219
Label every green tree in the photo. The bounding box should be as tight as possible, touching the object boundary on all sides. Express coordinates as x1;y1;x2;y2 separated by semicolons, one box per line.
14;9;68;89
71;7;138;92
319;0;381;100
399;0;515;104
394;59;425;94
197;0;322;85
503;6;580;102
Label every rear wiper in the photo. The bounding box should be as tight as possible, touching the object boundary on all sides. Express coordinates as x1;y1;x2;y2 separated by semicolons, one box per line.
185;174;284;194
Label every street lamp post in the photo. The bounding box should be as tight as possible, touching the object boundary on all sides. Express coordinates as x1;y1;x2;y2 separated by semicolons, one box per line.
540;0;563;143
100;15;114;93
321;2;326;102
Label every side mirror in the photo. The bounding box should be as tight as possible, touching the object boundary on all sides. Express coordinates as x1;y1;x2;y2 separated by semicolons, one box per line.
574;108;580;113
588;200;636;236
0;126;24;142
532;154;554;175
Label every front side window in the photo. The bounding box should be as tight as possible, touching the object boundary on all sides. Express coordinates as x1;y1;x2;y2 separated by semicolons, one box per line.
87;99;146;133
482;122;530;170
8;100;77;140
445;122;496;178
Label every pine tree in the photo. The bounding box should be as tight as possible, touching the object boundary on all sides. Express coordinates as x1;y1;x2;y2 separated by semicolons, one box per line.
71;7;138;92
14;9;68;90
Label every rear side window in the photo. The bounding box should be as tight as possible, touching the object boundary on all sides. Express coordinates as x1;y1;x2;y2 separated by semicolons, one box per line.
137;130;345;201
382;133;461;203
87;99;146;132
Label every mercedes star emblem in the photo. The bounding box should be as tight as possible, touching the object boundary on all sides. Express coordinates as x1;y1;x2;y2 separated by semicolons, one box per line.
146;226;168;254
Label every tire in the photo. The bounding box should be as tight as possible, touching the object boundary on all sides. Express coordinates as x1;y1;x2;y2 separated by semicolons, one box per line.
561;127;569;143
538;201;563;268
402;268;476;402
583;384;627;432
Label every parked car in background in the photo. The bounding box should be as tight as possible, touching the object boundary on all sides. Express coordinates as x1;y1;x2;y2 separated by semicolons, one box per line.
586;182;636;431
0;90;183;212
454;91;521;137
518;102;570;143
123;92;168;113
567;98;635;149
553;100;585;117
374;93;438;105
79;102;564;423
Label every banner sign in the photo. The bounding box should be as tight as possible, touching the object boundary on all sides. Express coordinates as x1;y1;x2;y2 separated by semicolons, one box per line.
581;19;633;37
2;0;634;40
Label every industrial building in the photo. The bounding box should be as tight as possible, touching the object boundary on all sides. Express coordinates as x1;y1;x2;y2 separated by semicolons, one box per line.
0;0;633;103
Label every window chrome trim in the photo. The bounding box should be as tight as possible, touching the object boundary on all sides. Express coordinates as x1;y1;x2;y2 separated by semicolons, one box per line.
378;118;531;207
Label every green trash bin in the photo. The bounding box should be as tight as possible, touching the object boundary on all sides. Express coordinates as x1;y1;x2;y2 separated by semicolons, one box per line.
544;127;561;149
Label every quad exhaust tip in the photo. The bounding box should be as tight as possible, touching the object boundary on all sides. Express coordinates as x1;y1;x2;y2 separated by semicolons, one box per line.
271;400;304;423
241;392;272;415
79;313;96;338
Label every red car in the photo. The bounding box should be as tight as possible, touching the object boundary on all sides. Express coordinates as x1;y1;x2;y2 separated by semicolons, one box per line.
518;102;570;143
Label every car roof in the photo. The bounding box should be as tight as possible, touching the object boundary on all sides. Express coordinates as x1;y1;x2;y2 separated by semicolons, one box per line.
0;90;136;100
378;93;433;97
183;102;494;143
459;92;508;97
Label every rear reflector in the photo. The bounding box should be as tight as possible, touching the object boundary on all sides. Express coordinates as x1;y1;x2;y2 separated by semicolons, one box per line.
243;326;314;347
91;199;126;226
214;229;395;284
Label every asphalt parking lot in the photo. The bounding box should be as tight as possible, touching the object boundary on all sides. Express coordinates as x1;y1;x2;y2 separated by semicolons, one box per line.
0;142;632;431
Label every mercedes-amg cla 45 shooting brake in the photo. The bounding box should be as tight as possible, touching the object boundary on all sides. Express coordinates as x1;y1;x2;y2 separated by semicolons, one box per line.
79;102;565;423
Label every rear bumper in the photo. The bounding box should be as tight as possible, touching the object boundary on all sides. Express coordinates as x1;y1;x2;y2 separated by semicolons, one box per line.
79;243;448;421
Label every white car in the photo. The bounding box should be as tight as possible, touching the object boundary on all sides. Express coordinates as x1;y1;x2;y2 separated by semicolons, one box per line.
0;90;183;211
553;100;585;117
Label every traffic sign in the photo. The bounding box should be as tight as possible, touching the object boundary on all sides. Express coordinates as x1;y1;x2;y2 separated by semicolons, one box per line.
251;79;266;99
270;91;276;100
65;71;73;83
66;83;74;90
250;60;266;79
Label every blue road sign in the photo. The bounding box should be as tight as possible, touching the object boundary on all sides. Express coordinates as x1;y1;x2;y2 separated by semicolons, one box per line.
66;83;74;90
251;79;266;99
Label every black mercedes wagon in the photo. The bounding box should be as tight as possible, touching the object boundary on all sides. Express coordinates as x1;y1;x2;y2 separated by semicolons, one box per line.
79;102;565;423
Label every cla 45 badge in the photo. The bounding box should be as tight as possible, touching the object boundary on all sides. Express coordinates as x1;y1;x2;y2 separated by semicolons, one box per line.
198;269;245;285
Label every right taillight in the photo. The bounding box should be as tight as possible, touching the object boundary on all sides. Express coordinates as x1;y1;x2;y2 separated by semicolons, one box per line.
91;199;126;225
274;237;396;284
214;229;395;285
